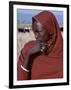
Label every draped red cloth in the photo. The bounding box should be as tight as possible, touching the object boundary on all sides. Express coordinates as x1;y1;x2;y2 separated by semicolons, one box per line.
17;11;63;80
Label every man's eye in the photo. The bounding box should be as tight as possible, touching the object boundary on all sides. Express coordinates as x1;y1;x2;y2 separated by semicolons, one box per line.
35;30;39;33
34;30;39;33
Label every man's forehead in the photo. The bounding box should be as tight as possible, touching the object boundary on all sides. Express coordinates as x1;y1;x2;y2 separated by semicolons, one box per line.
35;23;43;31
36;22;42;27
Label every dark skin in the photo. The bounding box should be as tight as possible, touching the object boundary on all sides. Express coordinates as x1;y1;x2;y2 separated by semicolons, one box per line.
33;22;49;43
23;21;49;70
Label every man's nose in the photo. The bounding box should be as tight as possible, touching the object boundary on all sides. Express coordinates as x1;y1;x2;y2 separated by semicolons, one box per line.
35;34;39;39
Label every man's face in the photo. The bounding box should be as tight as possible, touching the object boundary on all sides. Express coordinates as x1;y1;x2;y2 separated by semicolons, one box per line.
33;21;49;43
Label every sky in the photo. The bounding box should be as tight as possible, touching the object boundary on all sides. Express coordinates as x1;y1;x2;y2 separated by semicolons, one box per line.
17;9;63;27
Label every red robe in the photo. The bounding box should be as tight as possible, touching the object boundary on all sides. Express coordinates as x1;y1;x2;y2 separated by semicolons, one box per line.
17;11;63;80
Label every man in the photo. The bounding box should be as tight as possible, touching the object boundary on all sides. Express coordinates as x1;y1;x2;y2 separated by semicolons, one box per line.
17;11;63;80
